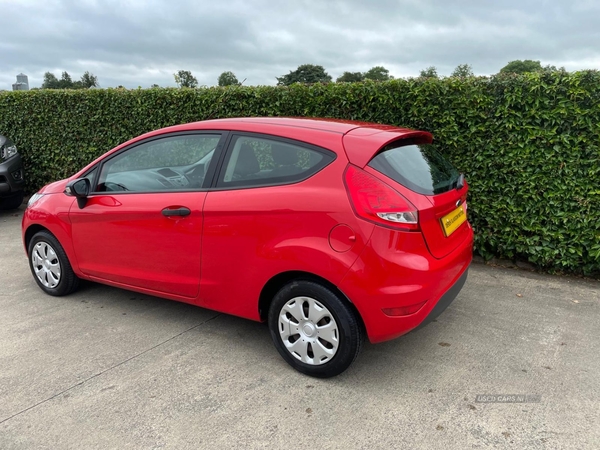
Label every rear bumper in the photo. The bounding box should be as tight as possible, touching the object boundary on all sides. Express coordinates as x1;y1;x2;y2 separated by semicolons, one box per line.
0;154;25;196
339;223;473;343
414;268;468;330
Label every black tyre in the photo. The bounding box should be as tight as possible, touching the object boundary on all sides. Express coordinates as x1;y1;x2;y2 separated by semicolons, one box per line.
268;280;363;378
0;191;24;210
28;231;80;296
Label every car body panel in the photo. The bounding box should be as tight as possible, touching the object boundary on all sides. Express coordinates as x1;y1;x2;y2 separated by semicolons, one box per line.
342;128;433;168
68;192;205;298
23;193;78;262
0;154;24;194
200;157;374;320
339;223;473;343
362;166;471;260
421;181;471;259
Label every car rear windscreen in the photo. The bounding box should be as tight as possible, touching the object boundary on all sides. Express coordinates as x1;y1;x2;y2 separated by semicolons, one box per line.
368;142;460;195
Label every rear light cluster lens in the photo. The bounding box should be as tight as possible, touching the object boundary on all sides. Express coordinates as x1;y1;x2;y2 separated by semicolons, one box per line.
382;300;427;317
376;212;418;223
344;165;419;231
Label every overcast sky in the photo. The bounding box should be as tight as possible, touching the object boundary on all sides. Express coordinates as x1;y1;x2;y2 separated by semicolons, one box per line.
1;0;599;90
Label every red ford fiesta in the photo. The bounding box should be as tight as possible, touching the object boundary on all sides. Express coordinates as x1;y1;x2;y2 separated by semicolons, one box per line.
22;117;473;377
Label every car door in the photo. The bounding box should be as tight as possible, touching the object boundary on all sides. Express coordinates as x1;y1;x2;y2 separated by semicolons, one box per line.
69;132;225;299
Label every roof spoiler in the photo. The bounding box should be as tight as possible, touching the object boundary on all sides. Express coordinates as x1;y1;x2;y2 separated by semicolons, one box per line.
342;129;433;168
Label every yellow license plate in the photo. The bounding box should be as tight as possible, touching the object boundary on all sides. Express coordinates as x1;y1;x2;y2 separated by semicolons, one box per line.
440;204;467;237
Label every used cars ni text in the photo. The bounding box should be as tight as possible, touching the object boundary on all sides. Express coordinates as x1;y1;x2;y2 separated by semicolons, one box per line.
22;117;473;377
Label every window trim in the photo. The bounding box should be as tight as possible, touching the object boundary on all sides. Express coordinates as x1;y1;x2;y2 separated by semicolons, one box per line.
89;131;229;195
213;132;336;191
80;165;99;192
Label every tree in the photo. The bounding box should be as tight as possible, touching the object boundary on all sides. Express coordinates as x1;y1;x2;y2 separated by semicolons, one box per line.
451;63;474;78
542;64;567;73
276;64;332;85
174;70;198;88
42;72;60;89
419;66;438;78
150;84;160;88
41;70;99;89
363;66;392;81
336;71;364;82
499;60;543;74
58;71;73;89
218;71;240;86
80;71;99;88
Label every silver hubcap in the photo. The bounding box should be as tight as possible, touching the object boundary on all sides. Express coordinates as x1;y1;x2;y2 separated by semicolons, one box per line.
278;296;339;365
32;242;61;289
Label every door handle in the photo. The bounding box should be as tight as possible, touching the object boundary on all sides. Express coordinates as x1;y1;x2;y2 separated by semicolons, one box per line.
162;206;191;217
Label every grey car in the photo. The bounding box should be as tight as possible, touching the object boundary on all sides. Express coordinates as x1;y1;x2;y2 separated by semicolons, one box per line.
0;135;25;210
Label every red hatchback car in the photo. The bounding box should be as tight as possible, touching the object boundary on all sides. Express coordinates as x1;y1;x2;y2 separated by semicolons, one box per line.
23;117;473;377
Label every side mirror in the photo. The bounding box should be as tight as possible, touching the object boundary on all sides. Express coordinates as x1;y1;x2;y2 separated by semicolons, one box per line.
65;178;91;209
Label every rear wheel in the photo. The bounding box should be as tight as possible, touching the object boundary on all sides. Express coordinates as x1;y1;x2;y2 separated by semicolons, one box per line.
28;231;79;296
268;280;363;378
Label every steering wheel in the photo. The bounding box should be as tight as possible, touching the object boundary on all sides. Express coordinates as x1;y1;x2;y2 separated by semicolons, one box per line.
185;164;206;186
104;181;129;192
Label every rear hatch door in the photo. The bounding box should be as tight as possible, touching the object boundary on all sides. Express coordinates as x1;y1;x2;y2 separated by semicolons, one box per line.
366;141;469;259
344;129;470;259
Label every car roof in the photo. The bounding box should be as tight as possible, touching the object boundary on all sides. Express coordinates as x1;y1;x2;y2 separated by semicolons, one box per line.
75;117;432;178
144;117;419;137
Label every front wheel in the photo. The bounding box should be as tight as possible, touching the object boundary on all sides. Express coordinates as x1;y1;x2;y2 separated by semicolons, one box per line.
268;280;363;378
28;231;80;296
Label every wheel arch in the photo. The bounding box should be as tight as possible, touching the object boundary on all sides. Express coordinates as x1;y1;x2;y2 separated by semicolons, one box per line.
24;224;51;256
258;271;365;330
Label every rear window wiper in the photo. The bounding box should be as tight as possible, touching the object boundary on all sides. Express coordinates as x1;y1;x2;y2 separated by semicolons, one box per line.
454;173;465;190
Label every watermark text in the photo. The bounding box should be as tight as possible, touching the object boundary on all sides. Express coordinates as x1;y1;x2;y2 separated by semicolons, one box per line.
475;394;542;403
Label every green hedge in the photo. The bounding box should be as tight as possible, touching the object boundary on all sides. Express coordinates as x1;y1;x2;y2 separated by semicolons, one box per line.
1;72;599;276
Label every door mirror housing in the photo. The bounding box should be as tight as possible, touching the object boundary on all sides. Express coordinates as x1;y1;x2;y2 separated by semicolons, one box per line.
65;178;91;209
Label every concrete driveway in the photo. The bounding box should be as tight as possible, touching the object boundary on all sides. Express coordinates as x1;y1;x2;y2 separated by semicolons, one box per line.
1;205;598;449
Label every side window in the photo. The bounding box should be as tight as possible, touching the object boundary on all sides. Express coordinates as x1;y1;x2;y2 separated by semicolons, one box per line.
95;134;221;193
218;135;334;188
82;166;98;186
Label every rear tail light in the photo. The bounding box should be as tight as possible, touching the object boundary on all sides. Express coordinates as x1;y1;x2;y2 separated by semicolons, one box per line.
344;165;419;231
